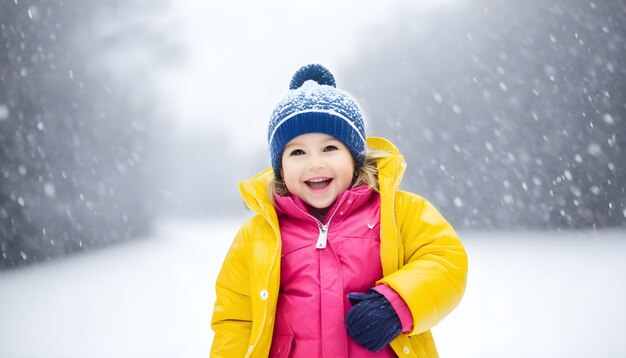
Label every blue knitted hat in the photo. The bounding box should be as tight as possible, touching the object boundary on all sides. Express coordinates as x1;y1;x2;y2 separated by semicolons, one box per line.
268;64;367;178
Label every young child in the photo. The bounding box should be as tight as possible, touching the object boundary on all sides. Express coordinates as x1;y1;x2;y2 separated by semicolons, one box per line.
211;64;468;357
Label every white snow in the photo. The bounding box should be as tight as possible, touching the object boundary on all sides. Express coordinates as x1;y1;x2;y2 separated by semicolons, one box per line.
43;182;57;198
602;113;614;124
433;91;443;103
1;220;625;357
587;143;602;157
435;230;626;357
0;104;9;120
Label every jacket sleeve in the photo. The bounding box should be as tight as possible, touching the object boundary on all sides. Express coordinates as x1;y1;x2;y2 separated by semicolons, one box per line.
377;191;468;335
210;219;255;357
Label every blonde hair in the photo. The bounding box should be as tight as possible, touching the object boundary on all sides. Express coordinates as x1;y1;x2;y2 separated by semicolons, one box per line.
268;149;391;200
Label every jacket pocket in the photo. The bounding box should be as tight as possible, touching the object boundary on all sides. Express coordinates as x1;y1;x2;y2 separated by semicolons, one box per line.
336;234;384;292
281;242;313;258
269;334;294;358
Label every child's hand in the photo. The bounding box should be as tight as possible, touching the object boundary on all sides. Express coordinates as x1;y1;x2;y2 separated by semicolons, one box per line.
345;289;402;352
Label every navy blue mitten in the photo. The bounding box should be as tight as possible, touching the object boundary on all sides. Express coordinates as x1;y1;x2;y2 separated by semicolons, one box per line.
345;289;402;352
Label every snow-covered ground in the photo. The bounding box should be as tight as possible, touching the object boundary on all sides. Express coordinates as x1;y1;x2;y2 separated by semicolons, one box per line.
1;220;625;358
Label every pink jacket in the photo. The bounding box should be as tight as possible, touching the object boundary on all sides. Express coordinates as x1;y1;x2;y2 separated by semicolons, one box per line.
269;185;412;357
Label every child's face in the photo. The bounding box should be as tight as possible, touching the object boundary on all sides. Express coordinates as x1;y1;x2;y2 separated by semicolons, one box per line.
281;133;355;210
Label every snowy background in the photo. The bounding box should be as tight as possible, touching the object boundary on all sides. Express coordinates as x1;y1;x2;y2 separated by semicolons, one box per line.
1;0;625;357
1;221;625;357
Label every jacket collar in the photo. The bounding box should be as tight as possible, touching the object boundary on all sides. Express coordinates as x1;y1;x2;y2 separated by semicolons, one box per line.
273;185;374;224
237;137;406;225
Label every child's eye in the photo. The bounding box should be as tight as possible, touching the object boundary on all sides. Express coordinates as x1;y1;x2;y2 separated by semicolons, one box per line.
289;149;305;156
323;145;338;152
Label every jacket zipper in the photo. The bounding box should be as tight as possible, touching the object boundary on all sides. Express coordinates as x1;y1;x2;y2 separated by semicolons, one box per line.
316;225;328;249
288;195;347;250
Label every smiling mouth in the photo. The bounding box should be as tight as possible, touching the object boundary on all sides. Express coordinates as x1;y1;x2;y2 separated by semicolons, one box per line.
305;178;332;190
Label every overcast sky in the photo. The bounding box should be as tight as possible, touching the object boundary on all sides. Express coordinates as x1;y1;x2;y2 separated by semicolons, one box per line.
156;1;413;151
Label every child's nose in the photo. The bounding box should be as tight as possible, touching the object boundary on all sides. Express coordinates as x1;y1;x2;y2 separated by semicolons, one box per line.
308;155;325;170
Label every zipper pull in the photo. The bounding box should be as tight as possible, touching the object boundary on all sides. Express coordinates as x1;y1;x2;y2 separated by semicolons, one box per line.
316;225;328;249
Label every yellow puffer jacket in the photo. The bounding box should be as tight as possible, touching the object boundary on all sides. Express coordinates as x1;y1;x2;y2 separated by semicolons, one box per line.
211;137;468;358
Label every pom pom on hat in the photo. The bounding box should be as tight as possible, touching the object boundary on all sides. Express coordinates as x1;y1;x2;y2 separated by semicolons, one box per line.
268;64;367;178
289;64;336;89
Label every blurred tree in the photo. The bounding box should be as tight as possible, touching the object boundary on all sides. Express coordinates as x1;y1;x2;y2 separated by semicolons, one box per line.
1;0;175;268
343;0;625;229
